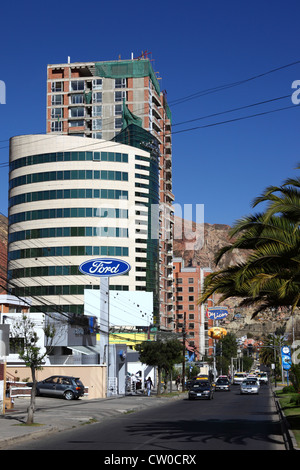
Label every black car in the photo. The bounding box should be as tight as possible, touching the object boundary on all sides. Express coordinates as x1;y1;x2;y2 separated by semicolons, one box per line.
188;381;214;400
28;375;85;400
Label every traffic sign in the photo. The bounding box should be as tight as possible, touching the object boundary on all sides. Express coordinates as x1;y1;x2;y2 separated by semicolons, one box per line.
281;346;292;370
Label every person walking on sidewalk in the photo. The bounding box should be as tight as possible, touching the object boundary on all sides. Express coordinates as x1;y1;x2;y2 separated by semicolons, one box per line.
146;377;153;396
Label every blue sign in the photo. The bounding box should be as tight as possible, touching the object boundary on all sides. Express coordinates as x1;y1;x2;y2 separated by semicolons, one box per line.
185;349;195;362
206;307;229;320
79;258;131;277
281;346;292;371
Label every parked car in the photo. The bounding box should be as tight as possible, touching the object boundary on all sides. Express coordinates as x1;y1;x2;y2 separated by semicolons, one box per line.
28;375;85;400
257;372;268;384
215;377;230;391
188;381;214;400
233;372;247;384
240;378;260;395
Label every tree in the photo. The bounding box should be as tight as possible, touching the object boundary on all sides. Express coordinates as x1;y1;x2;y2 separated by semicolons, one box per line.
290;363;300;393
252;169;300;225
259;333;287;382
199;167;300;317
137;339;183;395
216;333;238;375
10;313;56;424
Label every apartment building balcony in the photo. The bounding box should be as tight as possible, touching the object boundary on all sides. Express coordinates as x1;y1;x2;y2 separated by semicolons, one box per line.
165;120;171;132
165;189;175;203
152;92;161;108
164;139;172;150
165;179;172;193
164;167;172;182
152;106;162;121
152;118;161;135
165;132;171;144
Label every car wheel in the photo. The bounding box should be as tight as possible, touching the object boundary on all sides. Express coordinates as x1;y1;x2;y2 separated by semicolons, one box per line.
64;390;75;400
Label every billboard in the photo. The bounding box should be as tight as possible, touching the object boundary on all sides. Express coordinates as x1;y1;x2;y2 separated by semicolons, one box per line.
206;307;228;320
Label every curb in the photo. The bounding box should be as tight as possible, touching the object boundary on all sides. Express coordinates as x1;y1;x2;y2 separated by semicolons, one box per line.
0;424;58;450
0;393;186;449
272;388;299;451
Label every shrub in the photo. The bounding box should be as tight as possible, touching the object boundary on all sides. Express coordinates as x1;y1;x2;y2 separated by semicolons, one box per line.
290;363;300;393
289;394;300;406
282;385;296;394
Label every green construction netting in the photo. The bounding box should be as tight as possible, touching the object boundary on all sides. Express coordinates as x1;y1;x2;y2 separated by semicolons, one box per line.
122;100;142;129
95;59;161;96
84;91;92;104
165;103;172;122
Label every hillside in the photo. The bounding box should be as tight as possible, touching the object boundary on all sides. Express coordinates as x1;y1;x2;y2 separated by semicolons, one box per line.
173;216;299;341
173;215;247;269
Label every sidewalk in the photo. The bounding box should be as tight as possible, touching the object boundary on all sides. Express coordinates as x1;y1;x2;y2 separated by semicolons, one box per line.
0;392;184;449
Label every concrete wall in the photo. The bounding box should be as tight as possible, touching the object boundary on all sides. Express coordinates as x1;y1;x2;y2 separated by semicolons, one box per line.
7;364;107;399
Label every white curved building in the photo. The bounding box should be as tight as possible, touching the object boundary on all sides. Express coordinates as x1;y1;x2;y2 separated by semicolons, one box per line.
8;134;159;318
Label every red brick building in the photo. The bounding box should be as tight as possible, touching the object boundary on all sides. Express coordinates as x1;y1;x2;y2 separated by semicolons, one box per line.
173;258;214;360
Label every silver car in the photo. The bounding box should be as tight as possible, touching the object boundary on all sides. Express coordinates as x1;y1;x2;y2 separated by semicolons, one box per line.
240;378;260;395
233;372;247;384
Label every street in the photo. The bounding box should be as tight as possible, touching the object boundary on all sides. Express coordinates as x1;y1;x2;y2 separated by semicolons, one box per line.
7;384;286;451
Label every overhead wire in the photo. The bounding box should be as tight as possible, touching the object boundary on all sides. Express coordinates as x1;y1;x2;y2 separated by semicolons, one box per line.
0;94;296;171
168;58;300;106
2;58;300;343
6;218;153;327
172;103;299;135
0;57;299;159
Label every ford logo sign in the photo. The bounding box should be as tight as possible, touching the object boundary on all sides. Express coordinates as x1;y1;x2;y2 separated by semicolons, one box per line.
79;258;131;277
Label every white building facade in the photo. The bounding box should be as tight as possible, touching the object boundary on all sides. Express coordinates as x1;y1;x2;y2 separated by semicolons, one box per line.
8;134;159;320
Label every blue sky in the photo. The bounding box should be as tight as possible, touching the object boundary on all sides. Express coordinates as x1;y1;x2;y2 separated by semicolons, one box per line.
0;0;300;226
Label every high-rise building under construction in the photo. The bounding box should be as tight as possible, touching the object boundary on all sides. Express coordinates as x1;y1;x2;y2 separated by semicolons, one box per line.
9;55;174;329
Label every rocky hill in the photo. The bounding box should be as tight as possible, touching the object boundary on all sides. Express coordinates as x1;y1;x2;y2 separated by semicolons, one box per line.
173;215;246;269
173;216;299;341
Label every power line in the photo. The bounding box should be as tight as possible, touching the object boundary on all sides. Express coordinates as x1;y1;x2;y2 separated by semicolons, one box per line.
172;103;299;136
0;58;299;156
168;59;300;107
172;94;291;127
0;95;296;169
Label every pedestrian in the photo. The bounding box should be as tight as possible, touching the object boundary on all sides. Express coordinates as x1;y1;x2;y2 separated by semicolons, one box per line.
146;377;153;396
175;375;181;391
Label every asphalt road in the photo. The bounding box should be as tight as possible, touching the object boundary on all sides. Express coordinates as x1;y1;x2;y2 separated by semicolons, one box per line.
9;384;286;452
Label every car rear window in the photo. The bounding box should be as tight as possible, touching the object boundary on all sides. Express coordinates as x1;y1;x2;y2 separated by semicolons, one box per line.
75;378;84;386
193;382;209;388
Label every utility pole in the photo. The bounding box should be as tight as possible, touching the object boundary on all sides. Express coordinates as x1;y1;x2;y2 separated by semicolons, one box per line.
182;312;186;391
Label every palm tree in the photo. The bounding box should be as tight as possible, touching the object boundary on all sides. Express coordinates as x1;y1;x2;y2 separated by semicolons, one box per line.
252;165;300;224
199;169;300;317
